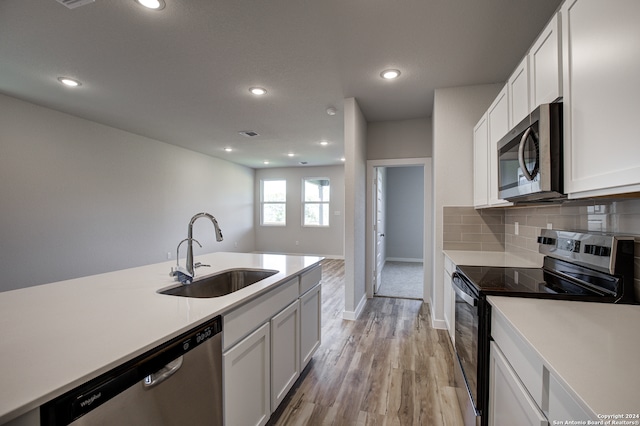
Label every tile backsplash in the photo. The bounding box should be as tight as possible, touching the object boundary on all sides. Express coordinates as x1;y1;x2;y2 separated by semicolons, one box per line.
444;199;640;301
443;206;504;251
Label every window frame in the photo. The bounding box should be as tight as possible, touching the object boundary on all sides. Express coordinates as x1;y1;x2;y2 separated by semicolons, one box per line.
260;179;287;226
302;177;330;227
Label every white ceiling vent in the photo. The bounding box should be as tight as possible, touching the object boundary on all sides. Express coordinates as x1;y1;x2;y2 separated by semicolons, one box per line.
238;131;260;137
56;0;95;9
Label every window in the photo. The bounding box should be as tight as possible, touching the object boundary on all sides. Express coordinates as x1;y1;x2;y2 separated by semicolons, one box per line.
303;178;330;226
261;179;286;225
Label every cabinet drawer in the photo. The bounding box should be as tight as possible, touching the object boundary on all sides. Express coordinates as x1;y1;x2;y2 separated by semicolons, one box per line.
491;308;544;406
224;277;298;350
300;265;322;295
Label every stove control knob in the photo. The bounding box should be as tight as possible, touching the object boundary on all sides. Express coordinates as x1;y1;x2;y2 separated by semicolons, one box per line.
584;244;611;256
537;236;556;245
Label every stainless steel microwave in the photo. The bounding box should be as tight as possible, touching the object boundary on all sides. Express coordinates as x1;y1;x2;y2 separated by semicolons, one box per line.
497;103;564;202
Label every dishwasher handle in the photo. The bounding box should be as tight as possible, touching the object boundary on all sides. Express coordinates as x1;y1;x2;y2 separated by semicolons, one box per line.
143;356;183;389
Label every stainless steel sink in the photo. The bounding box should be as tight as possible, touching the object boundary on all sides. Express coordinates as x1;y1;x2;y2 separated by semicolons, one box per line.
159;268;278;298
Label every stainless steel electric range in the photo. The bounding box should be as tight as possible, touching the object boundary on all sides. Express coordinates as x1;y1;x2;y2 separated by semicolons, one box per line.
451;229;636;426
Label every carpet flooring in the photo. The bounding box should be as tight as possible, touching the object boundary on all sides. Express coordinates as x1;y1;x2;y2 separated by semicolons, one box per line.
376;261;424;300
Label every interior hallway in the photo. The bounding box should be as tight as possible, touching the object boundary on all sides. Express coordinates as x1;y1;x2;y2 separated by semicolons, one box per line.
267;259;463;425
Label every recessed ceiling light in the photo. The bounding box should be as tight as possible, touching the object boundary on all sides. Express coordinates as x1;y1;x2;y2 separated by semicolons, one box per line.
326;107;337;116
249;87;267;96
135;0;165;10
263;161;270;165
320;141;329;146
341;157;346;162
57;77;81;87
380;69;401;80
287;153;295;157
224;147;233;152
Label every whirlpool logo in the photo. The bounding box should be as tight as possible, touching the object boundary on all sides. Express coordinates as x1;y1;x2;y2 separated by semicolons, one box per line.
79;392;101;408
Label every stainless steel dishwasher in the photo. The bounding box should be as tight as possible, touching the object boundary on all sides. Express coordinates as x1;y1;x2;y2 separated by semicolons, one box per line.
41;316;223;426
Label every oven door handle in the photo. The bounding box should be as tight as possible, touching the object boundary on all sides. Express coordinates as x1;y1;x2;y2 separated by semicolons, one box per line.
452;273;478;307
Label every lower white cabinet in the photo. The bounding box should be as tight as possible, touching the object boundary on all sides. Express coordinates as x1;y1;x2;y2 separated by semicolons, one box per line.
443;255;455;343
488;342;548;426
223;322;271;426
222;265;323;424
270;300;300;412
300;283;321;369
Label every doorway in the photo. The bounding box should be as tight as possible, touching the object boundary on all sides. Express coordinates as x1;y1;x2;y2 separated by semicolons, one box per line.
366;158;432;302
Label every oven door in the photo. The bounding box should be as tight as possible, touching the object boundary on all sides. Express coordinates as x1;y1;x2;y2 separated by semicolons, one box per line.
452;272;480;426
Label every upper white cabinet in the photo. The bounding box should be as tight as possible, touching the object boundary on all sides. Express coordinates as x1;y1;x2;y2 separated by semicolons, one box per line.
487;86;512;207
562;0;640;198
529;13;562;108
473;113;490;208
508;56;530;127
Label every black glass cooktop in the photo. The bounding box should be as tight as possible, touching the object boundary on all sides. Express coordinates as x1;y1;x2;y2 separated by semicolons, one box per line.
456;265;610;298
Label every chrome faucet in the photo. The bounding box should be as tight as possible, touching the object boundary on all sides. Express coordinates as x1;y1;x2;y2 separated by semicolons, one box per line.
170;212;223;284
186;212;223;277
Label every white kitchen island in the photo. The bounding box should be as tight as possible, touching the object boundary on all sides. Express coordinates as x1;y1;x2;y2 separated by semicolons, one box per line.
0;252;322;425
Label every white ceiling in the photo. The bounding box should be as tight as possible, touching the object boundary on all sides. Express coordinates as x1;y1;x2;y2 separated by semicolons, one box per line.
0;0;562;169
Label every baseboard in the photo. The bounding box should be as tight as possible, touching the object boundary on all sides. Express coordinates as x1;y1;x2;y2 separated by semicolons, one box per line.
385;257;423;263
431;317;447;330
343;294;367;321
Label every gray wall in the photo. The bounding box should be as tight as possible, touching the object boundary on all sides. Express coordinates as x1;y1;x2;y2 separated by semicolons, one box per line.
367;118;432;159
254;166;344;257
385;166;424;261
344;97;367;319
431;84;502;326
0;94;255;292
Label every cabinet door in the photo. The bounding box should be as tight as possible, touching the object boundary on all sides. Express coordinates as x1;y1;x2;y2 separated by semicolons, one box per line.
488;342;549;426
300;284;321;369
562;0;640;197
473;113;489;208
547;373;594;423
530;13;561;107
508;56;530;126
223;322;270;426
487;86;512;206
271;300;300;412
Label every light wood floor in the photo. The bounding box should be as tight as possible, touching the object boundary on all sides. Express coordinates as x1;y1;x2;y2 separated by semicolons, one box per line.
268;259;464;426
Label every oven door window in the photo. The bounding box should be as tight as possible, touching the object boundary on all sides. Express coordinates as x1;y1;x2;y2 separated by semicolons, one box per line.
453;278;479;407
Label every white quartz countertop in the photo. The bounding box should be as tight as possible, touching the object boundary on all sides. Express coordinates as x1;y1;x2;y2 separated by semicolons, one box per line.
0;252;322;424
488;296;640;418
443;250;542;268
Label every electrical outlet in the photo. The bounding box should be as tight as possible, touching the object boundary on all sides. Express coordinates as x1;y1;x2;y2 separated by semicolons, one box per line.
547;223;553;229
295;241;299;246
167;252;171;260
514;222;519;235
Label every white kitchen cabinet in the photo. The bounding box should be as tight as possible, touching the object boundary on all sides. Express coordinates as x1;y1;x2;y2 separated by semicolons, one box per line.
562;0;640;198
488;342;548;426
547;372;592;423
487;86;512;207
473;113;489;208
223;322;271;426
508;56;530;127
300;283;321;369
443;255;455;343
271;300;300;412
529;12;561;108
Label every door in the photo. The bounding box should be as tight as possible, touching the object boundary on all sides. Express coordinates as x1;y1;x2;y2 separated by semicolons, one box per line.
271;301;300;412
223;323;270;426
373;167;386;294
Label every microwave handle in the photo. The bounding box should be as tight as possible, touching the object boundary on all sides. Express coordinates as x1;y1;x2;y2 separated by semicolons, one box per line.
518;127;535;181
